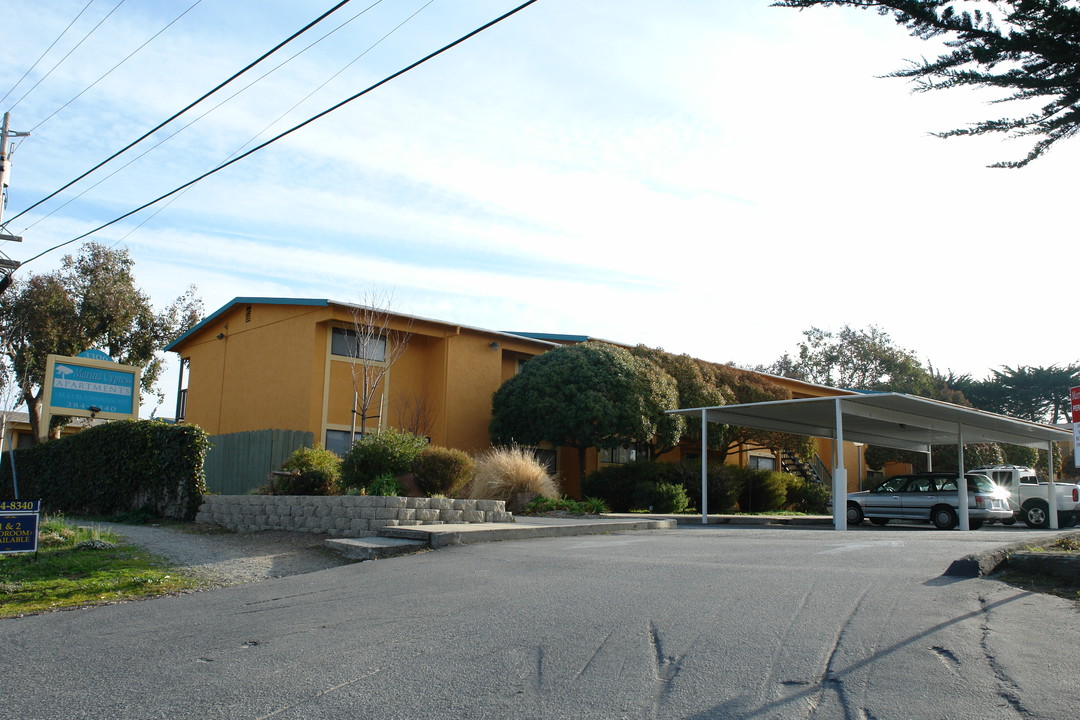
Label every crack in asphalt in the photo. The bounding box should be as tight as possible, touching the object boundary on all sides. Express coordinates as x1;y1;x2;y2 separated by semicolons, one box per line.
979;594;1031;717
803;587;871;720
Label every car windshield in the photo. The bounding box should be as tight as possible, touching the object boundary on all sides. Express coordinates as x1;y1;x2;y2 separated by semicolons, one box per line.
966;474;995;492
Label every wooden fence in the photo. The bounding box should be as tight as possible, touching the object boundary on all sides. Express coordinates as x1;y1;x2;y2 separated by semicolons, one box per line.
203;429;314;495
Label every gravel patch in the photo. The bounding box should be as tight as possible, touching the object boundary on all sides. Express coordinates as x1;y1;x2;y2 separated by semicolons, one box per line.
94;522;357;588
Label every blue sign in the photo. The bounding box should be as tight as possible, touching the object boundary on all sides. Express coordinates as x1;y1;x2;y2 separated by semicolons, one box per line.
50;362;136;414
0;500;40;512
0;511;39;554
77;349;115;362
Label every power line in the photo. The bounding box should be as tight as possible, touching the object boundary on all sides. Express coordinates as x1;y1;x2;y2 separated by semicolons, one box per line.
7;0;130;113
5;0;358;227
0;0;95;108
113;0;432;248
16;0;389;237
19;0;541;269
29;0;206;134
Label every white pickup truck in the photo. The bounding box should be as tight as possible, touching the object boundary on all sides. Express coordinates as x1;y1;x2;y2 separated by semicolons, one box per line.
971;465;1080;528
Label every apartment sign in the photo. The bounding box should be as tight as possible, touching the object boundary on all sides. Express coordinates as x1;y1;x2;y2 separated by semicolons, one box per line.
40;353;140;438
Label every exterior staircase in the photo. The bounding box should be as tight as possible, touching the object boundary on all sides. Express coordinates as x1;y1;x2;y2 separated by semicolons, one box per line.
780;450;829;485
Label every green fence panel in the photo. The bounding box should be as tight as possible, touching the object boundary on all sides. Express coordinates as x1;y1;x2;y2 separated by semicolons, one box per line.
204;429;314;495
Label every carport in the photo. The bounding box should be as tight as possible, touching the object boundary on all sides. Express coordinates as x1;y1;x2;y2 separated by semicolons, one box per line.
670;393;1073;531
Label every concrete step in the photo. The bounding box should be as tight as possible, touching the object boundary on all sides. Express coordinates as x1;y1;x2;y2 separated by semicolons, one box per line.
381;518;677;548
324;536;428;561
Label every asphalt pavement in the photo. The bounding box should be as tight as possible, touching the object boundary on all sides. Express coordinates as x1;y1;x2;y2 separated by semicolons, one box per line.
2;519;1078;719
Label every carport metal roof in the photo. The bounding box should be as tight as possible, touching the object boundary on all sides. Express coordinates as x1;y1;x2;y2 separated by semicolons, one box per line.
670;393;1072;531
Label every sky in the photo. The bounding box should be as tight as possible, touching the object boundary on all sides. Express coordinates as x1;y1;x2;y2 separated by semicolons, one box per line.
1;0;1075;417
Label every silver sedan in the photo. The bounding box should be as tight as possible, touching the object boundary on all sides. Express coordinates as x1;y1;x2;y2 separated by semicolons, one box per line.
847;472;1012;530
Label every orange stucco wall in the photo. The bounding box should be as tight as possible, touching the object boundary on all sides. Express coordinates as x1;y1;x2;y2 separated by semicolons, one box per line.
175;302;551;457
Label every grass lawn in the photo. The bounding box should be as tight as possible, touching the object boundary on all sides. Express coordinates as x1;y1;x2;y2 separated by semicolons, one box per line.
0;515;206;618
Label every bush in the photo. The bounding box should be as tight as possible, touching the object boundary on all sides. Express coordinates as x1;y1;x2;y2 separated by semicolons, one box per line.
367;474;405;497
782;476;832;514
0;420;209;520
268;445;341;495
670;461;746;514
583;462;677;513
737;470;789;513
632;481;690;514
340;428;427;492
412;446;475;496
468;445;559;506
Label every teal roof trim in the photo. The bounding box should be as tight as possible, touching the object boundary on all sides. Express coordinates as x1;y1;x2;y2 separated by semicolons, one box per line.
164;297;330;352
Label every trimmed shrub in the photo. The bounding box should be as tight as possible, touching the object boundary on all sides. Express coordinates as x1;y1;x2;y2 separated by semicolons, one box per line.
737;470;790;513
0;419;209;520
340;428;427;492
583;461;677;513
670;461;746;514
632;481;690;514
269;445;341;495
412;446;475;497
468;445;559;506
782;475;832;514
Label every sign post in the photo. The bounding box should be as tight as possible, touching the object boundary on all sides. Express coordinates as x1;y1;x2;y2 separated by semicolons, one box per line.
1071;385;1080;469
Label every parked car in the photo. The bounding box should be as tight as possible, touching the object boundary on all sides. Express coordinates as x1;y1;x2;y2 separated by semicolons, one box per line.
847;473;1012;530
969;465;1080;529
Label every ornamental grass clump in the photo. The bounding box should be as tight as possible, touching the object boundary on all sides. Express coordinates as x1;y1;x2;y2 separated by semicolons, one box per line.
468;445;558;505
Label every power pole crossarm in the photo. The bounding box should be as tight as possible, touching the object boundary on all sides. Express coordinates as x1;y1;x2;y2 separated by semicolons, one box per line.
1;111;31;227
0;112;30;293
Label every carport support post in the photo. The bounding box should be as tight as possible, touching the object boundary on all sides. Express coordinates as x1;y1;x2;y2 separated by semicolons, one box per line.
957;426;970;531
1047;441;1059;530
833;399;847;531
701;409;708;525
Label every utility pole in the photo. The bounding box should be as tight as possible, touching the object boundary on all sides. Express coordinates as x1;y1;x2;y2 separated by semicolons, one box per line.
0;111;30;294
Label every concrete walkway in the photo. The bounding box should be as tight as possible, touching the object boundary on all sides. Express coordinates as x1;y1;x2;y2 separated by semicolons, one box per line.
323;513;833;560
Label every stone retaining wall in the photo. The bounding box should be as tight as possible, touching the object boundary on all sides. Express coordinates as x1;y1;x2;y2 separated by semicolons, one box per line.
196;495;513;537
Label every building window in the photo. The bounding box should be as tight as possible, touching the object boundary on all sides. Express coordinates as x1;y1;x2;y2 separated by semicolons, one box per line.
325;430;355;456
599;443;648;464
748;454;776;471
331;327;386;362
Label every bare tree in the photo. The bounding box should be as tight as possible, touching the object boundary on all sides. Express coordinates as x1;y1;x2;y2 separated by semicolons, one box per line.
394;387;435;438
341;293;412;442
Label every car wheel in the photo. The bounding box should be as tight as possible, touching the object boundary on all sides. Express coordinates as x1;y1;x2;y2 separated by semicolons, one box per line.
1061;513;1079;528
1002;517;1017;526
869;518;889;526
847;502;864;525
1022;501;1049;529
969;520;984;530
932;505;958;530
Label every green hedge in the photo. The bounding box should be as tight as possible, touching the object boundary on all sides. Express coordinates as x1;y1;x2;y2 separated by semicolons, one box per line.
584;460;805;514
0;420;210;520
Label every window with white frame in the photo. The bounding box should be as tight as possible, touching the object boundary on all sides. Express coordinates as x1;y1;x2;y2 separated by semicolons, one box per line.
748;453;776;471
331;327;386;362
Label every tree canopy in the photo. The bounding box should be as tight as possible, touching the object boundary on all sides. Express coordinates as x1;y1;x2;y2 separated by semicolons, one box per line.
763;325;956;398
947;363;1080;424
489;342;683;483
0;243;202;441
775;0;1080;167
